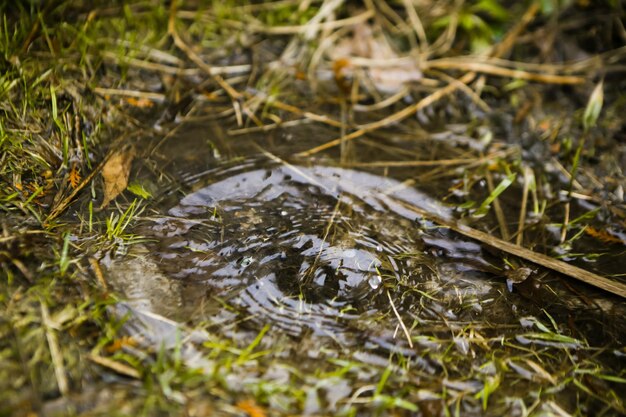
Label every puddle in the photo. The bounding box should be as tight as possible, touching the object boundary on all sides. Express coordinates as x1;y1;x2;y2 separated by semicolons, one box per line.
103;123;626;414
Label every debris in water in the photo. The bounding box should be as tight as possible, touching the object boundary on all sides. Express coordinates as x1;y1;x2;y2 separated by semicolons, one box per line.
505;267;533;292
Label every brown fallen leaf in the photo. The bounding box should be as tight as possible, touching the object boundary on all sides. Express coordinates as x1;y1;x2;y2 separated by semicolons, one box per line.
124;97;155;108
585;226;624;245
100;145;136;209
328;22;422;93
105;336;139;353
69;164;81;189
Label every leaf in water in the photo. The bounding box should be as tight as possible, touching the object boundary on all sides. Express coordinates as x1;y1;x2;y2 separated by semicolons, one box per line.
518;332;584;347
473;172;516;217
127;181;152;199
583;80;603;132
505;267;533;284
505;267;533;291
585;226;624;245
475;374;501;410
100;145;136;209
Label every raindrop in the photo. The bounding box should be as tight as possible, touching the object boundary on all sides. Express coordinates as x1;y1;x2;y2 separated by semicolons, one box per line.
240;256;255;268
368;274;382;289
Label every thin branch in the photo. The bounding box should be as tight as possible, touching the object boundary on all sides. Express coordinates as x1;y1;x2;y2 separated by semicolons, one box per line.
296;72;477;157
389;196;626;299
387;290;414;348
424;60;584;84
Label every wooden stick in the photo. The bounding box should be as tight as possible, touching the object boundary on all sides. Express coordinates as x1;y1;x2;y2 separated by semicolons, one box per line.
389;196;626;299
424;60;584;85
296;72;477;157
387;289;414;348
344;150;507;168
516;166;532;246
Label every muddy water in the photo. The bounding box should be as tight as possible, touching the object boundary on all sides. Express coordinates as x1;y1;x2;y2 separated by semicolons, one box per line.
105;123;626;414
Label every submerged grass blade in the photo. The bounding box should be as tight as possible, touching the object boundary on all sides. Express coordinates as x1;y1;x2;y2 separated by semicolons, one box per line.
473;172;516;218
236;324;270;365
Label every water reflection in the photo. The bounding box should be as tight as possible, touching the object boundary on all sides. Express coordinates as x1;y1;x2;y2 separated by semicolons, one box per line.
119;161;512;344
103;149;626;415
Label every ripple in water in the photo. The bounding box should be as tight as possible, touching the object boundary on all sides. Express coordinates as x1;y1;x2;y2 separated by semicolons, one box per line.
131;160;502;345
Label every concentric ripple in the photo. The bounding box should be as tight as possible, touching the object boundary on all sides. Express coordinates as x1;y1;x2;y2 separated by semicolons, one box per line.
130;161;502;340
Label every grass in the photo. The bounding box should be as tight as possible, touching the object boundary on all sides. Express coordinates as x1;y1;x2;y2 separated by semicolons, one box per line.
1;0;626;416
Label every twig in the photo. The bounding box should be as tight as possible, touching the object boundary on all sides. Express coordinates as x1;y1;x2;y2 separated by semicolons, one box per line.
89;257;108;290
93;87;166;101
88;354;141;379
227;118;310;136
344;150;507;168
428;69;491;112
516;166;532;246
492;2;540;58
100;51;251;76
265;97;343;128
486;170;510;240
389;196;626;298
353;86;409;112
296;72;477;157
401;0;428;52
301;0;345;41
387;290;414;348
425;60;584;84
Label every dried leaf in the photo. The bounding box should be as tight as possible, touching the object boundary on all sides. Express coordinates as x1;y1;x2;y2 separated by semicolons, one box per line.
100;145;136;209
524;359;557;385
69;165;81;189
124;97;154;108
585;226;624;245
505;267;533;284
235;399;267;417
329;22;421;93
333;58;352;95
105;336;138;353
